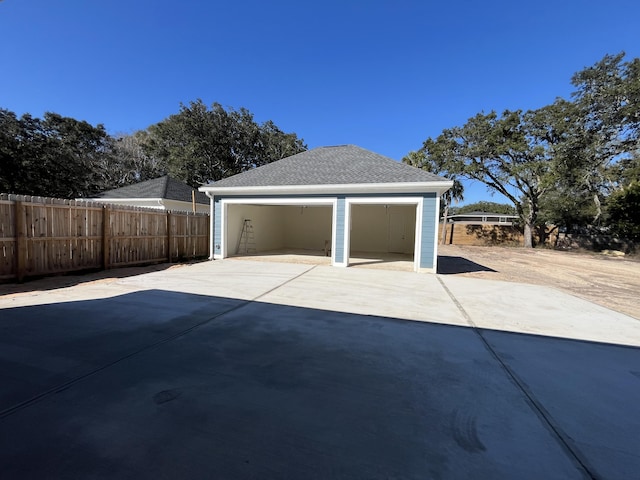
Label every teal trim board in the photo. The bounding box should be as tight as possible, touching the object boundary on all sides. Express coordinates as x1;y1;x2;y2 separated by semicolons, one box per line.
334;196;345;264
420;193;437;269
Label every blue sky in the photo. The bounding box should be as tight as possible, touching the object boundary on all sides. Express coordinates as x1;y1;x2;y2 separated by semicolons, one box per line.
1;0;639;204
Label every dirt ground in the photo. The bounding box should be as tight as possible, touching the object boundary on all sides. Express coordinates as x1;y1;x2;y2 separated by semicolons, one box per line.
438;245;640;320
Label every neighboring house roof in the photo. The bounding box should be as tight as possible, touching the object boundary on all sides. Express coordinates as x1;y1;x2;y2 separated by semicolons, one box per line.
98;176;208;204
448;211;519;224
451;211;518;217
200;145;452;195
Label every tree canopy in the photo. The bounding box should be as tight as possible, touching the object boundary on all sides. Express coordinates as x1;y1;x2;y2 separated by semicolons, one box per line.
142;100;306;187
0;101;306;197
607;181;640;240
411;108;555;246
403;149;464;244
0;109;113;197
407;52;640;247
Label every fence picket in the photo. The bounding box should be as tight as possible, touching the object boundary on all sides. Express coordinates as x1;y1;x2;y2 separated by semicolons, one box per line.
0;196;209;281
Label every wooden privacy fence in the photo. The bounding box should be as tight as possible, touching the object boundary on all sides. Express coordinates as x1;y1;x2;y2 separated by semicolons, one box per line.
438;222;560;247
0;194;210;282
439;223;524;246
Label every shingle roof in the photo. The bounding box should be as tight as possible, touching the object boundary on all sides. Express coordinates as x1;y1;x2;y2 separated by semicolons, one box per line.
203;145;448;188
98;176;208;204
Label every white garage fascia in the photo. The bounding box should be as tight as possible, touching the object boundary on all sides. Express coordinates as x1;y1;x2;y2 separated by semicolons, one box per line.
343;197;424;272
218;197;338;265
200;181;453;197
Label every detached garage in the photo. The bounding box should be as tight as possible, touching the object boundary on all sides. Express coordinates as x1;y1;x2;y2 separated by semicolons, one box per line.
199;145;452;272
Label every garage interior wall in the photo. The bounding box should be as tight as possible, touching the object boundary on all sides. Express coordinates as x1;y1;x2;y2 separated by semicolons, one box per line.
227;205;283;254
281;206;332;251
350;205;416;254
226;204;332;255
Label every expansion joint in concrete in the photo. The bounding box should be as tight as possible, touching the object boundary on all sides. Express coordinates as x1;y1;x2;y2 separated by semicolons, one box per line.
251;265;317;303
436;276;599;480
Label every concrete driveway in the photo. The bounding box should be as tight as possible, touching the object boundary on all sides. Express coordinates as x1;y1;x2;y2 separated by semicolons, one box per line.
1;259;639;479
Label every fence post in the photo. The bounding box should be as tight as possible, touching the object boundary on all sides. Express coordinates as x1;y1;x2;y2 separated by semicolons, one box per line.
14;200;27;282
102;206;110;270
167;211;172;263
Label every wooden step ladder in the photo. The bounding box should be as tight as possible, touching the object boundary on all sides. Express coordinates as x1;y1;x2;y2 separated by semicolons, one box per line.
237;219;256;255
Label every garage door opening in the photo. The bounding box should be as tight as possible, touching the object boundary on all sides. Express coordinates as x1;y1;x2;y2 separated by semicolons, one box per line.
348;204;416;271
225;203;334;264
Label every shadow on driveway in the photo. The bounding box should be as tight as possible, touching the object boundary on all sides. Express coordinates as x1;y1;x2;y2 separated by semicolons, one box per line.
0;289;637;479
437;255;496;274
0;261;207;296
